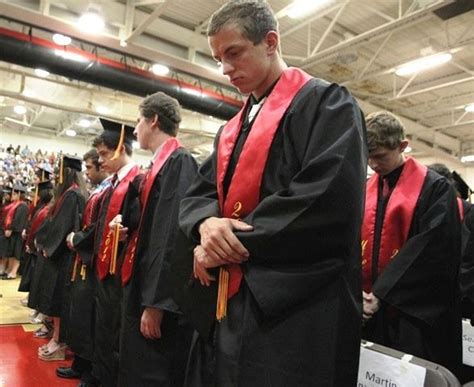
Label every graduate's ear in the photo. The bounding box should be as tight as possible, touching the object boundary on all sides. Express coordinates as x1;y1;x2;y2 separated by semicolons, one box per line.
399;140;409;153
264;31;279;56
151;113;159;129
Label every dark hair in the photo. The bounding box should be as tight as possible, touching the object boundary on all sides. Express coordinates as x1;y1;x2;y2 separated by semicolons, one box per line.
207;0;278;44
365;111;405;153
139;92;182;137
83;148;100;170
54;167;88;206
39;189;53;205
92;133;133;156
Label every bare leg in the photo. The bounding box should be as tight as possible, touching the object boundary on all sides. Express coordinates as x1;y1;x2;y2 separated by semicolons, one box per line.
6;258;20;278
0;258;8;274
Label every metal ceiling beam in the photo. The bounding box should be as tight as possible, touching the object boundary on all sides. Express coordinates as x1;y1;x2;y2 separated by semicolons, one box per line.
0;2;227;86
388;76;474;100
125;0;168;43
300;0;452;69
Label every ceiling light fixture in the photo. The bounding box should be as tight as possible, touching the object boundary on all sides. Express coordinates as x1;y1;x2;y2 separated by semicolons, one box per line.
52;33;72;46
286;0;332;18
404;146;412;153
34;68;50;78
78;12;105;34
65;129;77;137
151;64;170;76
96;106;110;115
14;105;27;115
461;155;474;163
465;103;474;113
78;119;91;128
132;141;140;149
395;53;452;76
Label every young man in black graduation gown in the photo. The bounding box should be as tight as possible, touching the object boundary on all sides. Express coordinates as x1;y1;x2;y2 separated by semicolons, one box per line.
174;2;367;386
91;119;141;387
361;111;462;374
35;155;87;360
56;149;109;386
117;92;197;386
1;184;29;280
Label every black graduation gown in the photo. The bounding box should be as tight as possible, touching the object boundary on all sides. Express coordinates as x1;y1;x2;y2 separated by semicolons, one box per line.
119;149;197;387
4;202;28;259
93;177;140;387
35;189;85;340
19;203;48;292
176;79;367;387
362;170;462;373
67;190;105;361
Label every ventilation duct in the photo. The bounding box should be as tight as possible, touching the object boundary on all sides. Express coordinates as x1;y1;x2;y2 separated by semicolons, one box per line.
0;27;241;121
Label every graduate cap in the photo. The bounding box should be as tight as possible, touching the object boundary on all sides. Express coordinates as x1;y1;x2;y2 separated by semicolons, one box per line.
36;163;53;182
38;180;54;191
452;171;472;200
99;118;135;159
58;154;82;184
2;186;13;195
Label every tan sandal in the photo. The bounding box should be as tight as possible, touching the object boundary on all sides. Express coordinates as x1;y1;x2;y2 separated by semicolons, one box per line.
38;345;66;361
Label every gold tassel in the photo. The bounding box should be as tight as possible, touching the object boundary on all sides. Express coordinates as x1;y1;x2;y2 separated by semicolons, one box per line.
41;170;45;182
110;224;120;274
216;267;229;321
111;124;125;160
71;256;79;281
80;265;87;280
33;185;39;207
59;157;64;184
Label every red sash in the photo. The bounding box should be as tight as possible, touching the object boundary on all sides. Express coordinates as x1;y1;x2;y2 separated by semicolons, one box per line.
121;138;182;286
96;165;140;281
26;204;50;247
3;201;25;229
457;197;464;222
361;157;427;292
216;67;312;300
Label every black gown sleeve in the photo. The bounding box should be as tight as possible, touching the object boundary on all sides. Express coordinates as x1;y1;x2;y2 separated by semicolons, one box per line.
41;191;84;259
73;225;96;266
461;206;474;305
141;152;198;311
10;203;28;232
373;174;461;324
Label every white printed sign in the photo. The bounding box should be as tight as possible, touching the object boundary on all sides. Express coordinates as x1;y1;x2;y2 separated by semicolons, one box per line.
462;319;474;366
357;346;426;387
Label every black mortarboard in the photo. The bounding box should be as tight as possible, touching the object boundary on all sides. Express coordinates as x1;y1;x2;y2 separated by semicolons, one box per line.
36;163;53;181
452;171;472;200
63;155;83;172
38;181;54;191
99;118;135;159
2;186;13;195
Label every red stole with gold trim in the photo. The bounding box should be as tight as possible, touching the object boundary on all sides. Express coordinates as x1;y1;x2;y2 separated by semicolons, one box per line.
361;157;427;292
121;138;182;286
215;67;312;319
3;200;25;229
96;165;140;281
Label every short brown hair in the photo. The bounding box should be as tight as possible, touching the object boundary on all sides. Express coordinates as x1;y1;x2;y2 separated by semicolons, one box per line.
139;92;181;137
207;0;278;44
366;111;405;153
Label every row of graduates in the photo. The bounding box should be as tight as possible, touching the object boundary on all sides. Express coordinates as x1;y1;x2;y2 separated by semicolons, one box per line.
19;91;199;386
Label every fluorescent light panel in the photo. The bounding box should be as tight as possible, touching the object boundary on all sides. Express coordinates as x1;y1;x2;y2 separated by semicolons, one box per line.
395;53;452;76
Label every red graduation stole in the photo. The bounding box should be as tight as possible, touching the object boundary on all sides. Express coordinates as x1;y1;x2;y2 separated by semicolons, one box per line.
361;157;427;292
457;197;464;222
96;165;140;281
26;204;50;247
3;200;25;229
121;138;182;286
215;67;312;319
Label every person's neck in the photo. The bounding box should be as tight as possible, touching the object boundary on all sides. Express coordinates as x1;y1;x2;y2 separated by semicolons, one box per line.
114;156;132;173
252;58;288;100
149;132;172;155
